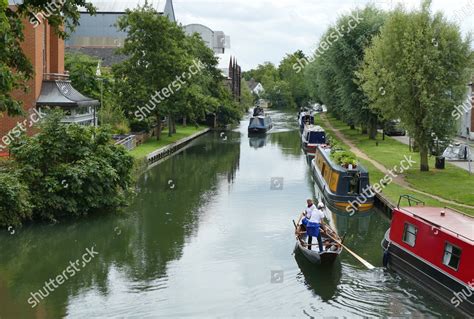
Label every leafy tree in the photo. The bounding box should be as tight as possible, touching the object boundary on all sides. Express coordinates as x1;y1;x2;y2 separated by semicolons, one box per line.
114;4;190;139
0;170;32;227
278;50;311;108
1;0;95;116
358;0;472;171
243;62;279;89
265;80;295;108
65;52;129;133
241;79;255;109
304;6;386;136
8;110;134;222
305;51;342;118
65;52;101;99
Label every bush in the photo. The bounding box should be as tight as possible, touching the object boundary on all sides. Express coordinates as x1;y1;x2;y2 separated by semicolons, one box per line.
129;118;151;133
6;110;134;223
0;172;32;227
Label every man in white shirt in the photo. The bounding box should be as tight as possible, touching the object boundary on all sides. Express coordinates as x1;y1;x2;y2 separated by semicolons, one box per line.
301;199;325;252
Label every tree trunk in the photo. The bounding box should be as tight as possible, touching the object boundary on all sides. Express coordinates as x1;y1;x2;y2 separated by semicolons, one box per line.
183;116;187;127
155;114;162;140
172;117;176;134
419;144;429;171
350;124;355;130
361;123;368;134
368;115;377;140
168;116;172;137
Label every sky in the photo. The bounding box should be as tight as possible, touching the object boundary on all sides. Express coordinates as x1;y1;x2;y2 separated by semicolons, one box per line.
173;0;474;71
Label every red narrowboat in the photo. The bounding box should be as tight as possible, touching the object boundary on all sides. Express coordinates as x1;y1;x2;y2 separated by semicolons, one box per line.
382;196;473;317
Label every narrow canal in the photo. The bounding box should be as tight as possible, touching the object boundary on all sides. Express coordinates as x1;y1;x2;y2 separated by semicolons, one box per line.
0;110;458;318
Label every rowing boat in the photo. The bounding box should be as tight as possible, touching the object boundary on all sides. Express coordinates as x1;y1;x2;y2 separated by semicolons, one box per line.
293;217;343;265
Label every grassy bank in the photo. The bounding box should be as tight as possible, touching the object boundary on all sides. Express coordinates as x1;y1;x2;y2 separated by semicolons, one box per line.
130;125;207;160
318;114;474;215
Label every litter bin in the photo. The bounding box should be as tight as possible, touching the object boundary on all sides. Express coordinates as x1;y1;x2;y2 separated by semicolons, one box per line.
435;156;445;169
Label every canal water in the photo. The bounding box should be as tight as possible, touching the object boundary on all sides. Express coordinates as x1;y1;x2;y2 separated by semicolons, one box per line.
0;110;458;318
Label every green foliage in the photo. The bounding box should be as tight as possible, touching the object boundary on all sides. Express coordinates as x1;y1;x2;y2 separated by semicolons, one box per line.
330;150;358;167
243;62;279;86
304;5;386;137
240;79;255;109
65;52;101;99
0;170;32;227
278;50;311;108
5;110;134;224
358;0;473;170
113;5;241;134
1;0;95;116
264;80;296;108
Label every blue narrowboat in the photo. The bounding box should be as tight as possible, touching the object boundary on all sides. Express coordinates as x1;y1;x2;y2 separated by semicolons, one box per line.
248;115;273;134
301;125;326;155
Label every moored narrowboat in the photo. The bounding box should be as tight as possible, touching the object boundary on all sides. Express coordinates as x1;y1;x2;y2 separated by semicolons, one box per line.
301;125;326;155
382;196;473;317
298;112;315;133
311;146;374;213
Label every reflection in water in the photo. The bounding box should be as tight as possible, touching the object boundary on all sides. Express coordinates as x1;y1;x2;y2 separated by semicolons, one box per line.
248;135;267;149
0;131;241;318
294;249;342;301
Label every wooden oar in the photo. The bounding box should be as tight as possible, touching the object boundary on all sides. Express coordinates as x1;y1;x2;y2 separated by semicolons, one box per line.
325;232;375;270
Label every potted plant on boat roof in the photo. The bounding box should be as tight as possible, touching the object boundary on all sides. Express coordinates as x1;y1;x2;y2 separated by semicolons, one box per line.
331;151;358;169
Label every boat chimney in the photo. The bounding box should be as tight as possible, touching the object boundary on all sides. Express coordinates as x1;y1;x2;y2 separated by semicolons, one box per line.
440;210;446;217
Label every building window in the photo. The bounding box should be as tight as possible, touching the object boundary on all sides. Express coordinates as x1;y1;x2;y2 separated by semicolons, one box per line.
402;223;417;247
443;242;462;271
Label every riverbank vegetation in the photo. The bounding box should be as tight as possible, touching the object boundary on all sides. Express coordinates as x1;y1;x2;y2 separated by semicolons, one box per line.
130;125;206;160
0;112;134;227
242;51;312;109
307;1;472;171
247;0;473;172
321;114;474;214
64;4;247;140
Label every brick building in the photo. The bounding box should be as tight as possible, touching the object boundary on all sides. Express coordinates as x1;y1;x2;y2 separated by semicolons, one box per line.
2;3;99;156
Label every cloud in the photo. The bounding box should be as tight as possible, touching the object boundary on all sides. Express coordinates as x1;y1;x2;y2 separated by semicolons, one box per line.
174;0;474;70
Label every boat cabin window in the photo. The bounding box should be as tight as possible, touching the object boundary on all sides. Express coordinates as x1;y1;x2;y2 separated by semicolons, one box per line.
348;173;360;195
443;242;462;271
402;223;417;247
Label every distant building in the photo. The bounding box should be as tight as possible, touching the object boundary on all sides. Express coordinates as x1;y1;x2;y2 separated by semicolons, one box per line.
457;81;473;140
183;24;230;54
217;54;241;102
247;79;264;96
66;0;176;66
2;2;99;156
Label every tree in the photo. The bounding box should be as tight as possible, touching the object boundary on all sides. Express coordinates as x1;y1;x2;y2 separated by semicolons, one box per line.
278;50;311;108
358;0;472;171
241;79;255;109
265;80;295;109
65;52;101;99
304;6;386;137
243;62;279;89
114;4;191;139
1;0;95;116
0;170;32;227
7;110;134;223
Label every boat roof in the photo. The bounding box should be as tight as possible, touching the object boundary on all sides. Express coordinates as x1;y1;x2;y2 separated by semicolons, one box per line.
397;206;474;242
304;125;324;132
